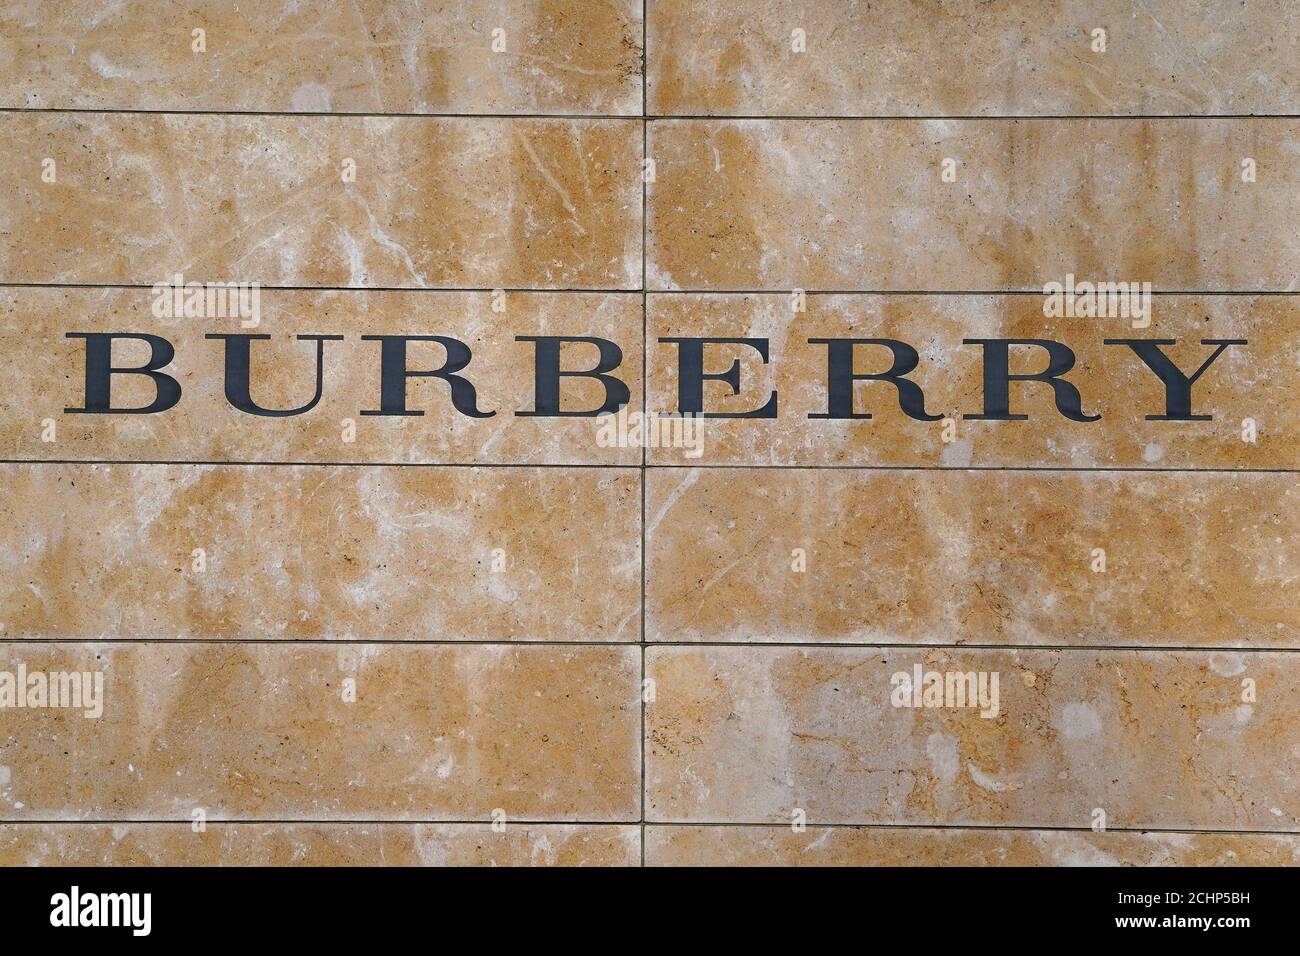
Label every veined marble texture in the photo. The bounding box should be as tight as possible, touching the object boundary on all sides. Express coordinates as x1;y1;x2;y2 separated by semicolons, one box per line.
0;0;644;114
645;646;1300;830
646;118;1300;291
0;1;1295;867
0;114;643;288
645;469;1296;647
647;0;1300;116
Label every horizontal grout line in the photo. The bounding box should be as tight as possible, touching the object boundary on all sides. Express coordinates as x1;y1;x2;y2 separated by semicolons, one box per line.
0;107;639;120
0;819;1293;837
646;641;1300;654
0;639;1293;654
0;461;1292;474
0;459;637;469
4;108;1298;121
0;638;637;647
650;113;1300;121
642;289;1300;296
2;282;1298;296
646;465;1298;473
0;818;638;826
640;821;1300;836
0;282;641;294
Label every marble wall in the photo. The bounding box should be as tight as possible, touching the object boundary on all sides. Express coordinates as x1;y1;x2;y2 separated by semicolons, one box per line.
0;0;1295;866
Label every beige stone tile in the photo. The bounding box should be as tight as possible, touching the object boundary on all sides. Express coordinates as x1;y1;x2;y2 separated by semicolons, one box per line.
645;469;1296;647
647;0;1300;117
0;114;641;288
1;1;642;115
646;119;1300;291
0;642;640;819
646;646;1300;829
645;825;1300;866
646;293;1296;467
0;464;640;641
0;822;640;866
0;289;641;464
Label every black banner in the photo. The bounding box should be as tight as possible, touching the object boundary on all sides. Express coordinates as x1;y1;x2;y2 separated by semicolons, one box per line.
0;865;1280;942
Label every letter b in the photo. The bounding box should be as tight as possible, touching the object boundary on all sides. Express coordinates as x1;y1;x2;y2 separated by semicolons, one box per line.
65;332;182;414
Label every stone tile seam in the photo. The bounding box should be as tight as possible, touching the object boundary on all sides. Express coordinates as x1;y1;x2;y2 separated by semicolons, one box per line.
0;820;1295;837
3;640;1296;653
0;108;642;120
0;462;1293;473
4;108;1300;120
5;284;1300;295
639;0;649;867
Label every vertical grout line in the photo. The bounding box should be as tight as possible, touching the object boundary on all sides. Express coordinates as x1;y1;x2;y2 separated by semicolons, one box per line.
639;0;649;869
